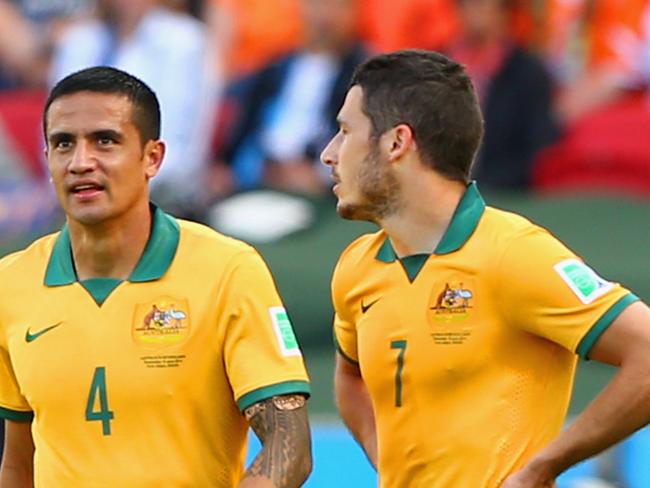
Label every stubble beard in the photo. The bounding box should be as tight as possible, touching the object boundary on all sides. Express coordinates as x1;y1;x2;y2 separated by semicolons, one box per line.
337;144;401;223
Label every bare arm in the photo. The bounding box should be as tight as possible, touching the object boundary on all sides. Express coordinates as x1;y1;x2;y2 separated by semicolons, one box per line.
503;301;650;487
334;353;377;468
0;420;34;488
238;395;312;488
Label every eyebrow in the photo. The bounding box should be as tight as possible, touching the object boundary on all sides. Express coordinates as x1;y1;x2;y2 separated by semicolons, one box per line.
91;129;124;142
48;129;124;144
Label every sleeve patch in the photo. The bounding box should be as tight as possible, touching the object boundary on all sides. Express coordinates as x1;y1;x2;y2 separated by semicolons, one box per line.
554;259;614;304
269;307;302;357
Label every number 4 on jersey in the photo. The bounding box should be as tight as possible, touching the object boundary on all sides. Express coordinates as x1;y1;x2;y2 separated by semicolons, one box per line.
86;367;114;435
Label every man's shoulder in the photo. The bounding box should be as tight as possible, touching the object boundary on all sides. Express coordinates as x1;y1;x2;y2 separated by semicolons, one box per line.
175;219;259;262
482;205;546;238
479;205;563;254
334;230;385;274
0;232;59;282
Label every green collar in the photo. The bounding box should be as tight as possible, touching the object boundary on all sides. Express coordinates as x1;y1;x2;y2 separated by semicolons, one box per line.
376;181;485;264
44;205;180;287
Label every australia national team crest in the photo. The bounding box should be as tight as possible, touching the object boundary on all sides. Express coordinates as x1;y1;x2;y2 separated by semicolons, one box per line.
428;281;475;345
430;282;474;321
133;297;190;346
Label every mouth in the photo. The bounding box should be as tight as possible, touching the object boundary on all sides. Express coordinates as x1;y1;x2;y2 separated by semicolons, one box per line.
330;173;341;195
68;182;106;200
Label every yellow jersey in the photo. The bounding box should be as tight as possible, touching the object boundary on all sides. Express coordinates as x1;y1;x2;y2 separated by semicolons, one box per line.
0;206;310;487
332;183;638;488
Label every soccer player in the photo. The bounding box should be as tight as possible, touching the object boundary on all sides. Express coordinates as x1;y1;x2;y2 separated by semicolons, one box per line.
0;67;312;487
321;50;650;487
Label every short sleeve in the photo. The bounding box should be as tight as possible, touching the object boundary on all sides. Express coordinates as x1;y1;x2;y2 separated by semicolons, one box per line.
495;227;638;358
0;254;32;420
221;250;310;411
331;257;359;364
0;342;33;421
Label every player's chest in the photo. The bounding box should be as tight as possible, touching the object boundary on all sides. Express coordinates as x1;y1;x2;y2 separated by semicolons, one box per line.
5;282;218;402
355;265;502;384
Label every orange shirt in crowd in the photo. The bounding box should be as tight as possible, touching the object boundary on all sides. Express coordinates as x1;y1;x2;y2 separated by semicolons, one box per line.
212;0;303;78
542;0;647;77
588;0;647;71
358;0;459;53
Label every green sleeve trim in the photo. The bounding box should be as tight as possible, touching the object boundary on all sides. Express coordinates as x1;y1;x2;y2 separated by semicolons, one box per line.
0;406;33;422
237;380;311;411
333;334;359;365
577;293;640;359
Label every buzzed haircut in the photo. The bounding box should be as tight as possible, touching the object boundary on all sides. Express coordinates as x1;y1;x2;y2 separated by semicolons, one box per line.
350;49;484;183
43;66;161;145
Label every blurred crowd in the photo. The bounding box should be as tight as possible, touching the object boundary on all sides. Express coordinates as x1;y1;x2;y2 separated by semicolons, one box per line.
1;0;650;232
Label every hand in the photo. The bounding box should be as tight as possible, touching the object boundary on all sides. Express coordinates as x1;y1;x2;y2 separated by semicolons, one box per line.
500;467;556;488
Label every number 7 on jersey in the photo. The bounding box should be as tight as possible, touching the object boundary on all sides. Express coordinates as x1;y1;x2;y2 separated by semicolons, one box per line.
390;340;407;407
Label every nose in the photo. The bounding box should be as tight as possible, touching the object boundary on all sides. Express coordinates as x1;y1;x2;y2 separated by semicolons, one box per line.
320;133;339;167
68;141;96;174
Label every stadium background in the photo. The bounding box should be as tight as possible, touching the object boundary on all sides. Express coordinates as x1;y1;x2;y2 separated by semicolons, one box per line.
1;0;650;486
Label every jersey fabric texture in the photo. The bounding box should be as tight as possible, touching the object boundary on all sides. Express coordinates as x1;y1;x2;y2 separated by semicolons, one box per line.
332;182;638;488
0;206;310;487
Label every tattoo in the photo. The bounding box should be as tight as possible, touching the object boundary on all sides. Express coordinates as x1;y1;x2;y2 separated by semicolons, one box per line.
244;394;311;487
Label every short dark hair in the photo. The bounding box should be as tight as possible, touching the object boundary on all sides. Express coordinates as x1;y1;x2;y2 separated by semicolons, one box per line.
350;49;484;182
43;66;161;145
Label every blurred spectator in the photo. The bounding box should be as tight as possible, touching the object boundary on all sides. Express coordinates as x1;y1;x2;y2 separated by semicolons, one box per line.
448;0;560;189
161;0;205;19
542;0;648;122
49;0;221;219
0;0;80;237
533;1;650;197
0;0;46;88
0;90;60;239
11;0;88;22
207;0;303;79
213;0;366;197
0;0;91;88
358;0;460;53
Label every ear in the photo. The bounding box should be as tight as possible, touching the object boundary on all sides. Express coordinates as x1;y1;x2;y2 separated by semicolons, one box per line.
143;140;165;180
382;123;415;163
43;146;50;168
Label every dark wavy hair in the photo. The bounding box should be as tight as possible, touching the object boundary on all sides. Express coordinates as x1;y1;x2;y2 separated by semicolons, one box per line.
350;49;484;183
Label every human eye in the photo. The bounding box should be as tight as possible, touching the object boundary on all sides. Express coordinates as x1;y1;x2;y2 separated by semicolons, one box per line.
97;136;115;147
51;137;73;151
94;130;121;148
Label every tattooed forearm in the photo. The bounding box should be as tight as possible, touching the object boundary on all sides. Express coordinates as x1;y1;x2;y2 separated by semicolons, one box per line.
241;395;312;487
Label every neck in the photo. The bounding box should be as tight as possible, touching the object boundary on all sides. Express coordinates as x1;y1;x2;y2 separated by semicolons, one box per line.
67;203;152;281
378;171;466;257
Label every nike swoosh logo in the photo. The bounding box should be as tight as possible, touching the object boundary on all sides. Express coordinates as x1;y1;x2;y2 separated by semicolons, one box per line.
25;322;62;343
361;298;381;314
